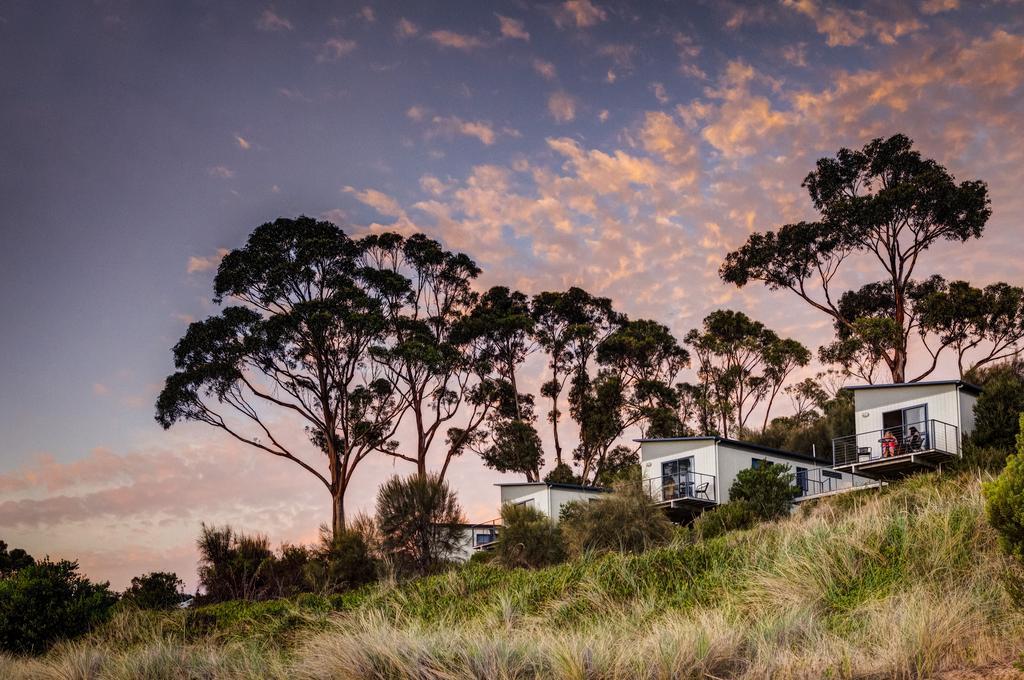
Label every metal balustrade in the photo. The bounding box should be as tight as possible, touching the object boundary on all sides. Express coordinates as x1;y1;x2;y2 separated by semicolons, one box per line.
832;419;959;468
643;471;717;505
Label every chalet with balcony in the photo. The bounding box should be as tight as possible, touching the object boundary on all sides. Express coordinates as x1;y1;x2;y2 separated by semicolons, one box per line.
832;380;981;479
638;436;874;521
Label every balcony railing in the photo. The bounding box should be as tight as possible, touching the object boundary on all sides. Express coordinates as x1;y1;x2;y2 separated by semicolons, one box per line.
795;467;877;499
832;419;960;468
643;471;717;505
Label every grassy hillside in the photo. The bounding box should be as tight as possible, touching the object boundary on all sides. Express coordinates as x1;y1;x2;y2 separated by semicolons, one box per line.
4;471;1023;679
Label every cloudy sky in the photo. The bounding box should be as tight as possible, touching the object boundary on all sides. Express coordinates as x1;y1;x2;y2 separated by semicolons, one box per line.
1;0;1023;590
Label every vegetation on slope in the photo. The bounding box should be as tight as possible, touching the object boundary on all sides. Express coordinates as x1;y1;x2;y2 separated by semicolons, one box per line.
3;471;1021;679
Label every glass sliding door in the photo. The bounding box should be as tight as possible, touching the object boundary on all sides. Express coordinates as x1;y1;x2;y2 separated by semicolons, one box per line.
661;458;693;500
880;403;928;455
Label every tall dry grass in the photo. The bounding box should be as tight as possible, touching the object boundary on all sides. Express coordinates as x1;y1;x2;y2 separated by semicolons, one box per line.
3;472;1022;679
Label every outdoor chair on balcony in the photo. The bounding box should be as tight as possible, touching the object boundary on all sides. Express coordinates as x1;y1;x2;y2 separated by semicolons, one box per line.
693;481;710;500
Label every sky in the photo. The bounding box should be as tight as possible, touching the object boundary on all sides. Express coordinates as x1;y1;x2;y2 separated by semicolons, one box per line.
1;0;1023;591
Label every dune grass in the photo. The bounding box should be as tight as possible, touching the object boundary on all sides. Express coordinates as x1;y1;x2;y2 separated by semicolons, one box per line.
3;471;1022;679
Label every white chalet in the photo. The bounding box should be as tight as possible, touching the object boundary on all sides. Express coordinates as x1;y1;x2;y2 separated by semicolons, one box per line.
496;481;610;522
832;380;981;479
638;436;872;520
451;482;609;559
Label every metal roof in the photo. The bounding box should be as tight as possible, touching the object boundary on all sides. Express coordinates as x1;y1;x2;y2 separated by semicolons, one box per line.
494;481;611;493
843;380;982;396
633;436;824;464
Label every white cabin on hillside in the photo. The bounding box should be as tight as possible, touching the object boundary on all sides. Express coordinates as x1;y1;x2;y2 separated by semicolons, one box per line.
450;482;609;560
497;481;610;522
638;436;873;520
832;380;981;479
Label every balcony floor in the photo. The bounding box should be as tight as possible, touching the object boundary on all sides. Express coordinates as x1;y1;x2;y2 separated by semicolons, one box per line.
655;495;718;522
834;448;958;480
794;482;883;503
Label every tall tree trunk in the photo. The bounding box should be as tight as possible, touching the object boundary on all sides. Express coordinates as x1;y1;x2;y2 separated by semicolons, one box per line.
332;489;346;539
551;393;564;466
891;284;907;382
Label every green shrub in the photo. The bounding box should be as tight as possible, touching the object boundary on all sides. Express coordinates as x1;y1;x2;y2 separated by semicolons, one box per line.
967;360;1024;452
467;549;495;565
692;502;755;541
729;460;800;521
306;527;377;593
0;559;117;654
560;480;673;555
495;503;566;568
376;474;465;576
121;571;186;610
196;524;276;602
983;415;1024;559
0;542;34;577
544;462;580;484
960;441;1011;472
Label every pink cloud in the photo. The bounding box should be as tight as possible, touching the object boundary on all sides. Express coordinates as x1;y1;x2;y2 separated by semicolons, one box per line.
255;8;292;32
186;248;230;274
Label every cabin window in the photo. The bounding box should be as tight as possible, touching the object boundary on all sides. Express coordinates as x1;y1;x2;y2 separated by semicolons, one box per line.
751;458;773;470
474;530;496;546
514;498;534;509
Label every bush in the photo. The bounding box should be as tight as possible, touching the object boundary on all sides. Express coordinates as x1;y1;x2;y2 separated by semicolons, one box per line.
0;559;117;654
196;524;276;603
692;502;756;541
729;461;800;521
467;549;495;565
376;474;465;576
544;462;580;484
560;480;673;555
0;542;34;577
967;360;1024;452
960;441;1011;472
753;390;854;459
984;415;1024;560
121;571;186;610
495;503;566;568
306;527;377;593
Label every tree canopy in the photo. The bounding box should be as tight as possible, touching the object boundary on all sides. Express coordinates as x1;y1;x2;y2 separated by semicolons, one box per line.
156;217;402;537
721;134;994;382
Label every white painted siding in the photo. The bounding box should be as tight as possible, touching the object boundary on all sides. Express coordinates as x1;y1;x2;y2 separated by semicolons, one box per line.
548;488;607;522
499;485;547;510
639;440;865;504
497;484;606;523
960;391;977;437
852;384;963;457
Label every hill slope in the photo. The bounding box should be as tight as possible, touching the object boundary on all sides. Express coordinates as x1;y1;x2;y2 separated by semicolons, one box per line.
4;472;1023;679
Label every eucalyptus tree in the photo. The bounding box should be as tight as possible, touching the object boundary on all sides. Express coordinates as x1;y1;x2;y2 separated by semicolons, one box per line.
917;280;1024;377
818;276;1024;381
530;287;622;468
360;233;493;480
573;318;690;484
462;287;544;481
685;310;808;437
759;337;812;430
155;217;401;538
721;134;991;382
